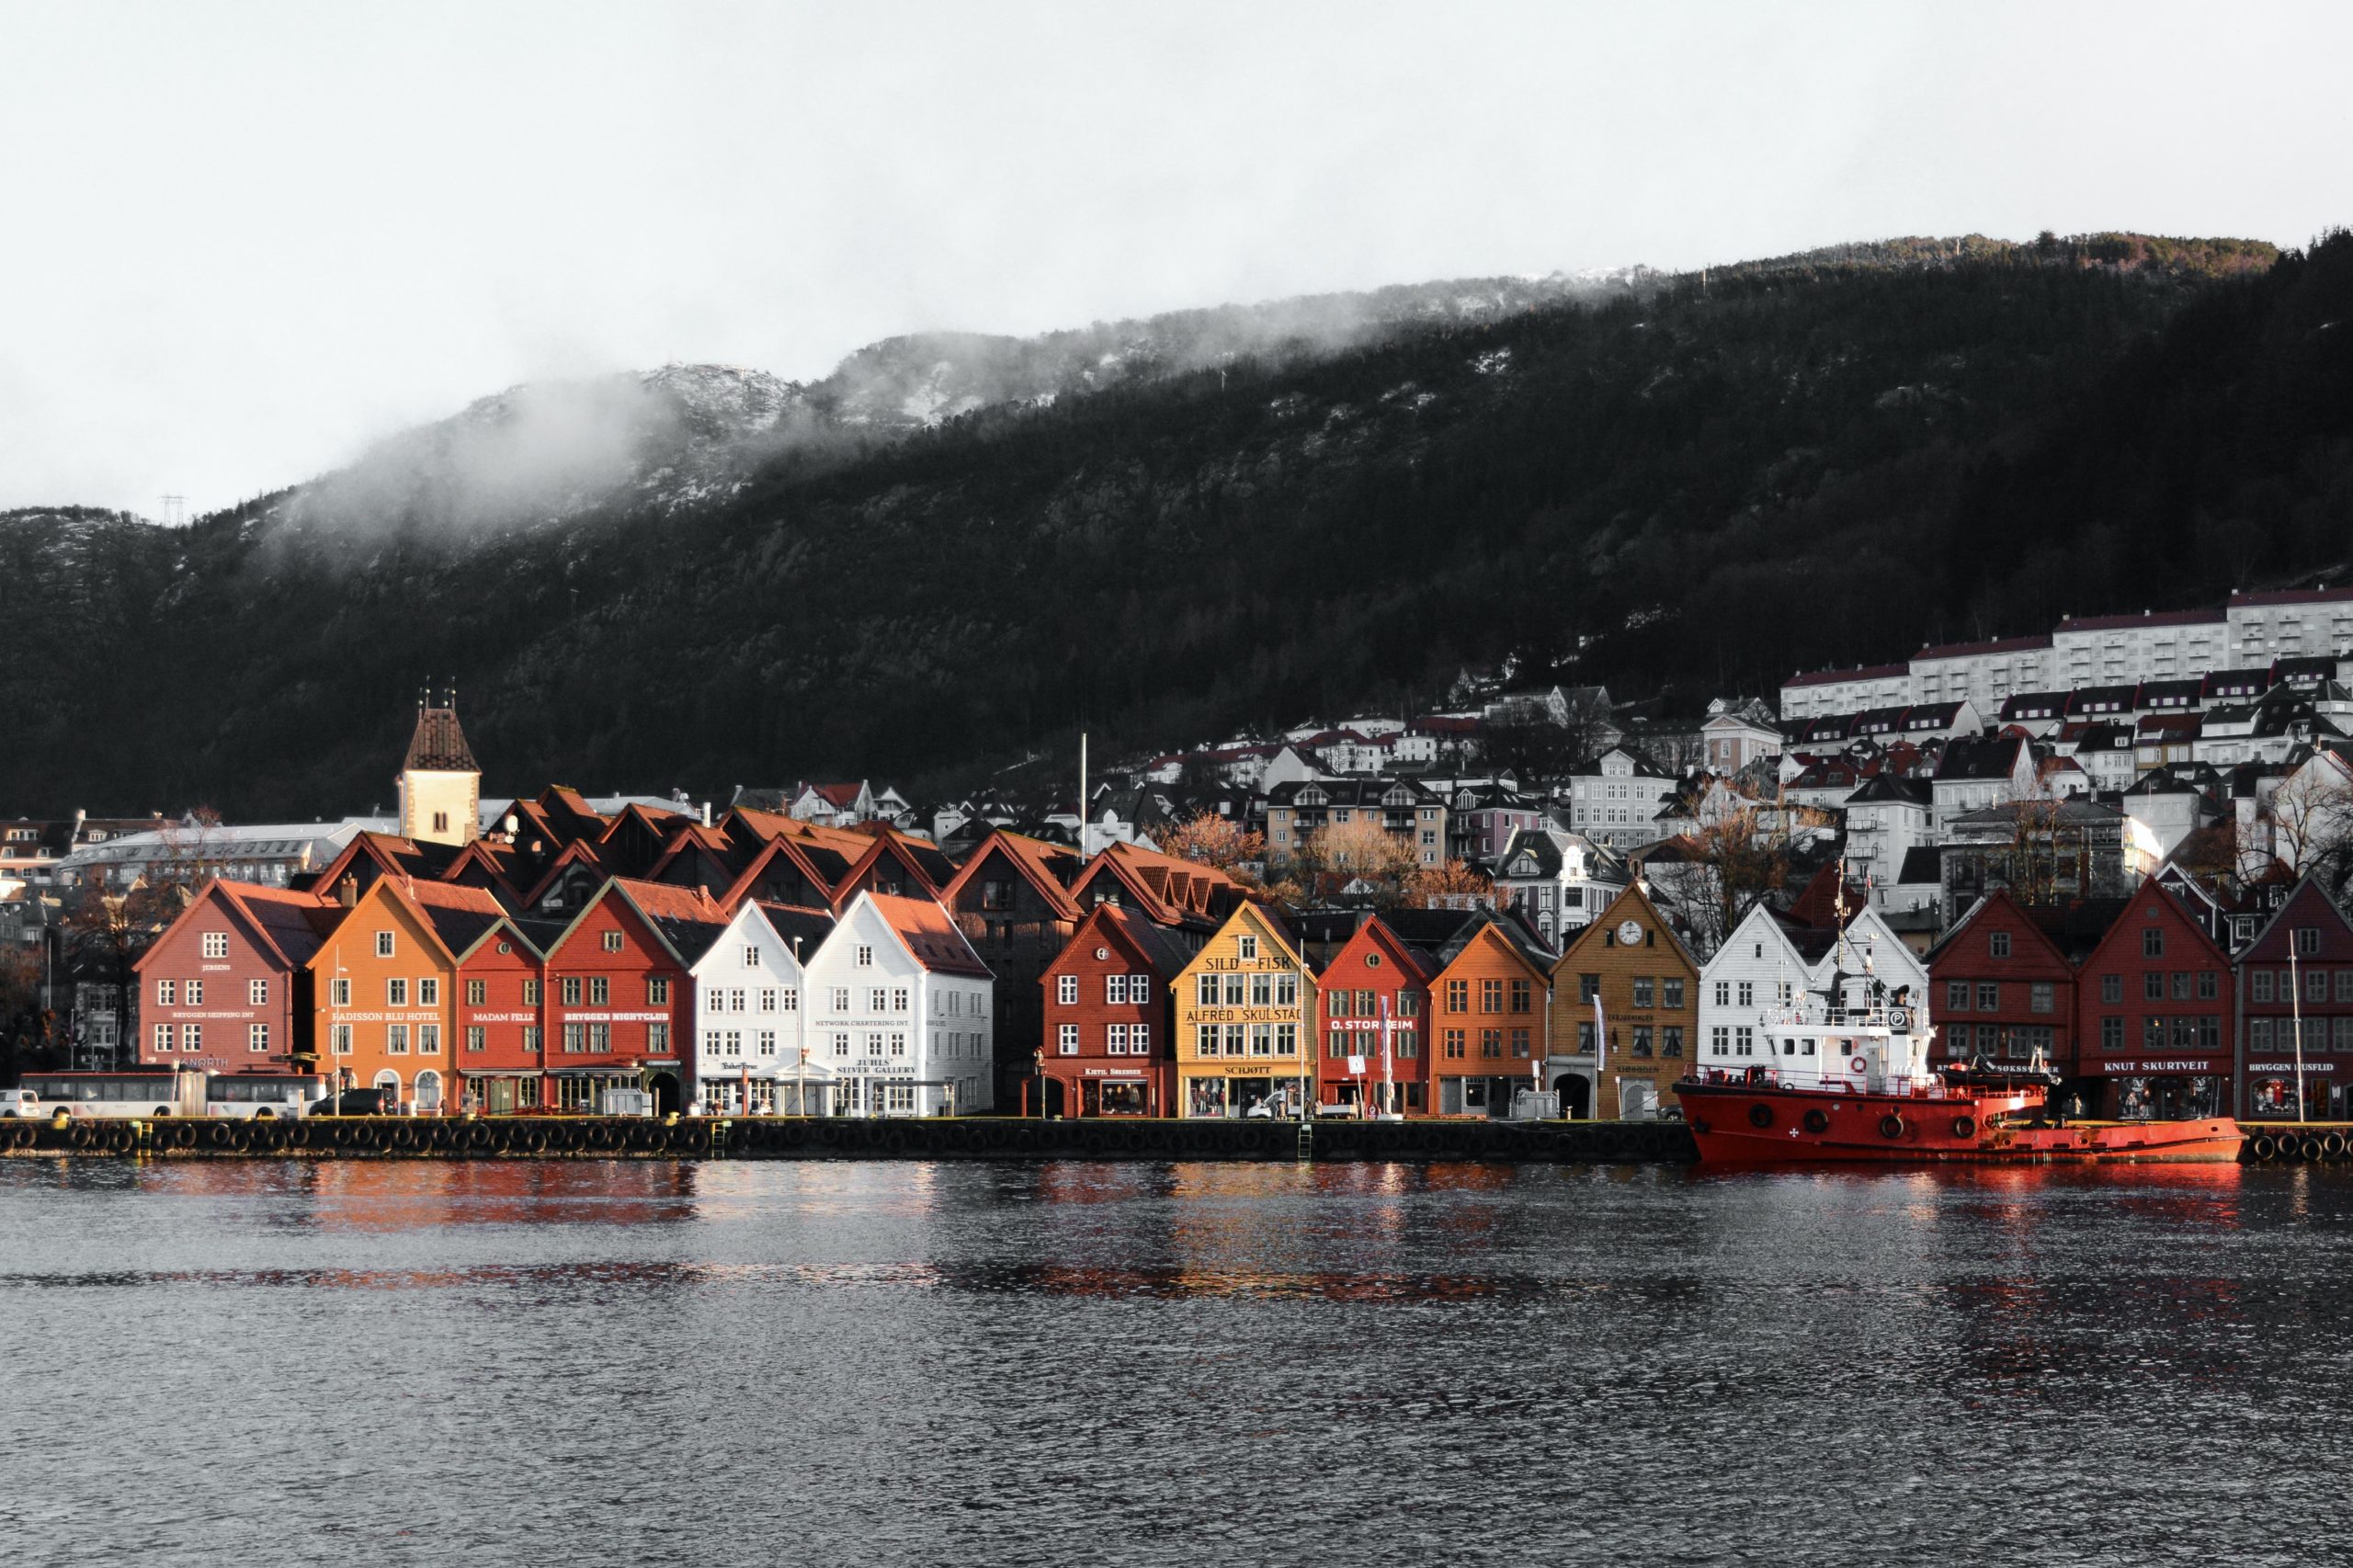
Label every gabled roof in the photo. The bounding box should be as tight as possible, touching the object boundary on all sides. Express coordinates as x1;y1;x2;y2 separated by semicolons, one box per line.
1785;861;1867;929
939;830;1086;922
1311;914;1442;988
398;878;509;960
544;877;730;968
1846;772;1931;807
1072;840;1244;926
1063;900;1199;983
141;881;342;973
1553;880;1699;974
1933;734;2025;782
1893;846;1943;885
858;892;993;978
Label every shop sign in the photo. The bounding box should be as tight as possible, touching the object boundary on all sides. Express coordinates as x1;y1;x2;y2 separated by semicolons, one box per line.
1189;1006;1299;1025
2096;1058;2227;1075
560;1010;671;1023
1189;1063;1276;1077
2250;1061;2339;1074
1080;1066;1146;1079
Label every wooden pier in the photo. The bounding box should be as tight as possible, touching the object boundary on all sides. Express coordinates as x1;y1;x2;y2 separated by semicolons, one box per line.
0;1114;1699;1164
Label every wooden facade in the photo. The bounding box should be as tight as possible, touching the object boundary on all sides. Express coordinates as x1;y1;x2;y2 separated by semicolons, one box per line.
1550;882;1699;1119
1172;904;1314;1119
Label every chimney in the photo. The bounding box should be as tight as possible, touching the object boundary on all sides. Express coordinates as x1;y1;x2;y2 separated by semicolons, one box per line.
337;875;358;908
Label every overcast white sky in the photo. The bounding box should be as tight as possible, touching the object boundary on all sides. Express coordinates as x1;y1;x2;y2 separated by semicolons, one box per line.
3;1;2347;516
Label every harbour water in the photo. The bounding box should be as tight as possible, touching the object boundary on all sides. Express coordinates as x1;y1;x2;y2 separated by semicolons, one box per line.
0;1157;2345;1566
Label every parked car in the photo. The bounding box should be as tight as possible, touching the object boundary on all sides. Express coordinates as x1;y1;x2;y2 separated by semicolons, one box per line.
307;1088;390;1116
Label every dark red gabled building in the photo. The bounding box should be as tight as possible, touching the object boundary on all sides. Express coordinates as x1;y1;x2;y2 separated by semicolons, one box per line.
449;914;565;1113
2071;879;2232;1120
1927;891;2120;1088
538;879;727;1115
1035;902;1187;1116
1313;915;1437;1117
2235;877;2353;1121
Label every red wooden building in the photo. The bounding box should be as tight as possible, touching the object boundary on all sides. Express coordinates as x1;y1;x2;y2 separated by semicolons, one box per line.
2235;877;2353;1121
1927;891;2121;1089
1312;915;1436;1117
538;879;727;1114
1035;903;1186;1116
134;880;335;1074
2071;879;2233;1120
451;913;566;1113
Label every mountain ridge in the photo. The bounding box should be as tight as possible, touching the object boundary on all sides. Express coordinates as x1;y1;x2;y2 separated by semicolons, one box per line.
6;228;2337;821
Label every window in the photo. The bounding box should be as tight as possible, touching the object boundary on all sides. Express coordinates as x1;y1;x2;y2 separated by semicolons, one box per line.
1250;972;1273;1007
1196;1024;1221;1058
248;1024;268;1054
186;981;203;1006
1975;983;1998;1011
2143;972;2163;1002
588;977;609;1006
1443;1028;1466;1059
863;986;885;1012
2296;927;2322;957
1131;975;1152;1004
386;978;408;1006
2251;1017;2273;1050
1480;979;1504;1013
1663;979;1684;1009
757;1029;777;1056
1196;973;1218;1006
2099;973;2121;1004
155;979;176;1006
418;978;439;1006
1394;1028;1417;1059
1479;1028;1502;1058
243;978;266;1006
1448;980;1470;1012
466;1027;485;1052
1631;1026;1653;1058
2143;1018;2164;1050
1715;982;1731;1006
650;978;671;1006
387;1024;410;1056
889;1031;906;1058
1237;935;1259;960
1398;992;1419;1019
1579;973;1599;1004
522;979;541;1005
418;1024;440;1055
2311;969;2330;1004
375;931;394;958
1632;977;1654;1008
1946;981;1968;1011
1661;1026;1684;1058
2142;927;2165;959
1990;931;2011;959
1250;1025;1273;1056
466;979;486;1006
2254;970;2275;1003
602;931;623;953
201;932;228;960
2100;1017;2124;1051
2029;983;2053;1015
1327;990;1349;1019
331;1024;352;1056
1132;1023;1150;1054
1737;982;1754;1007
1107;1024;1130;1055
560;976;582;1006
153;1023;173;1053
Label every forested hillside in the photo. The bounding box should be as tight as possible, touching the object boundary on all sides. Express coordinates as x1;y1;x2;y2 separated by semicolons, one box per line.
6;230;2345;820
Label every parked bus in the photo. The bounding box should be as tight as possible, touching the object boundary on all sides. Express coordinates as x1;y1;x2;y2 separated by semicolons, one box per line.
9;1069;208;1119
204;1072;328;1119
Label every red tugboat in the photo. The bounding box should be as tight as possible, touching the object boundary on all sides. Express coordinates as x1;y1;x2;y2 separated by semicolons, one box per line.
1677;999;2241;1165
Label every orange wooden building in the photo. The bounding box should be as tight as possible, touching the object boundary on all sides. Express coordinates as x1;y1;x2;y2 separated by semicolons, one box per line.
1425;914;1554;1117
307;879;506;1113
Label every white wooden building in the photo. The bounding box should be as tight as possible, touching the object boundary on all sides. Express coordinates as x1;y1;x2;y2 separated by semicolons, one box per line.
803;892;995;1116
689;901;835;1115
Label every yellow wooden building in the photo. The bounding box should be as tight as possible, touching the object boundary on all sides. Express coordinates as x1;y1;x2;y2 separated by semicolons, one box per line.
1173;903;1316;1118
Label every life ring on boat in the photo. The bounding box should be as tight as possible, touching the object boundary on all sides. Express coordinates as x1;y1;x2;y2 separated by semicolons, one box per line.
1849;1057;1869;1075
1802;1108;1830;1134
1950;1115;1977;1140
1877;1113;1905;1141
1746;1103;1776;1130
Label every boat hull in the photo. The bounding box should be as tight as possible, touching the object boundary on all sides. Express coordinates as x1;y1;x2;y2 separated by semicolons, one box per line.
1678;1078;2241;1165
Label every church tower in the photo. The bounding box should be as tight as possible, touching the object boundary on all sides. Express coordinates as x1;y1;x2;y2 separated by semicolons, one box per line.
398;687;481;846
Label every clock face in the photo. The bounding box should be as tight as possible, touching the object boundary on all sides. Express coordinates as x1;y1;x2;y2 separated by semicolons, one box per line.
1616;919;1643;946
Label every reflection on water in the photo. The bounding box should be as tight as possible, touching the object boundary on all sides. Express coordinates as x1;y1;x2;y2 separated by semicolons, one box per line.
1;1157;2345;1568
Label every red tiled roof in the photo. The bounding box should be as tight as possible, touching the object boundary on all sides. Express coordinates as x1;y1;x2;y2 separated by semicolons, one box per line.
868;892;992;977
1785;662;1909;688
1914;634;2052;660
2054;608;2225;633
404;703;478;772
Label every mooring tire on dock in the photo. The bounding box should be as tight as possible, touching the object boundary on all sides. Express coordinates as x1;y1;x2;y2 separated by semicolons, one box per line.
2302;1138;2325;1163
1596;1131;1626;1161
2326;1132;2348;1161
2248;1133;2275;1162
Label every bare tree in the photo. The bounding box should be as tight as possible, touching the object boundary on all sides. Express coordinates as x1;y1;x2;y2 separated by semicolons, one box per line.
2268;753;2353;887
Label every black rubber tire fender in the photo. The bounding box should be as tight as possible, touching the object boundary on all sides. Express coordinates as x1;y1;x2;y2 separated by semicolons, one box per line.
1802;1108;1831;1134
1878;1113;1906;1142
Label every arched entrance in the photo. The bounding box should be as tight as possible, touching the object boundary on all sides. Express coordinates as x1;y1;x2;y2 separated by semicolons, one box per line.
648;1071;681;1117
1553;1073;1592;1120
373;1070;403;1110
414;1071;443;1113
